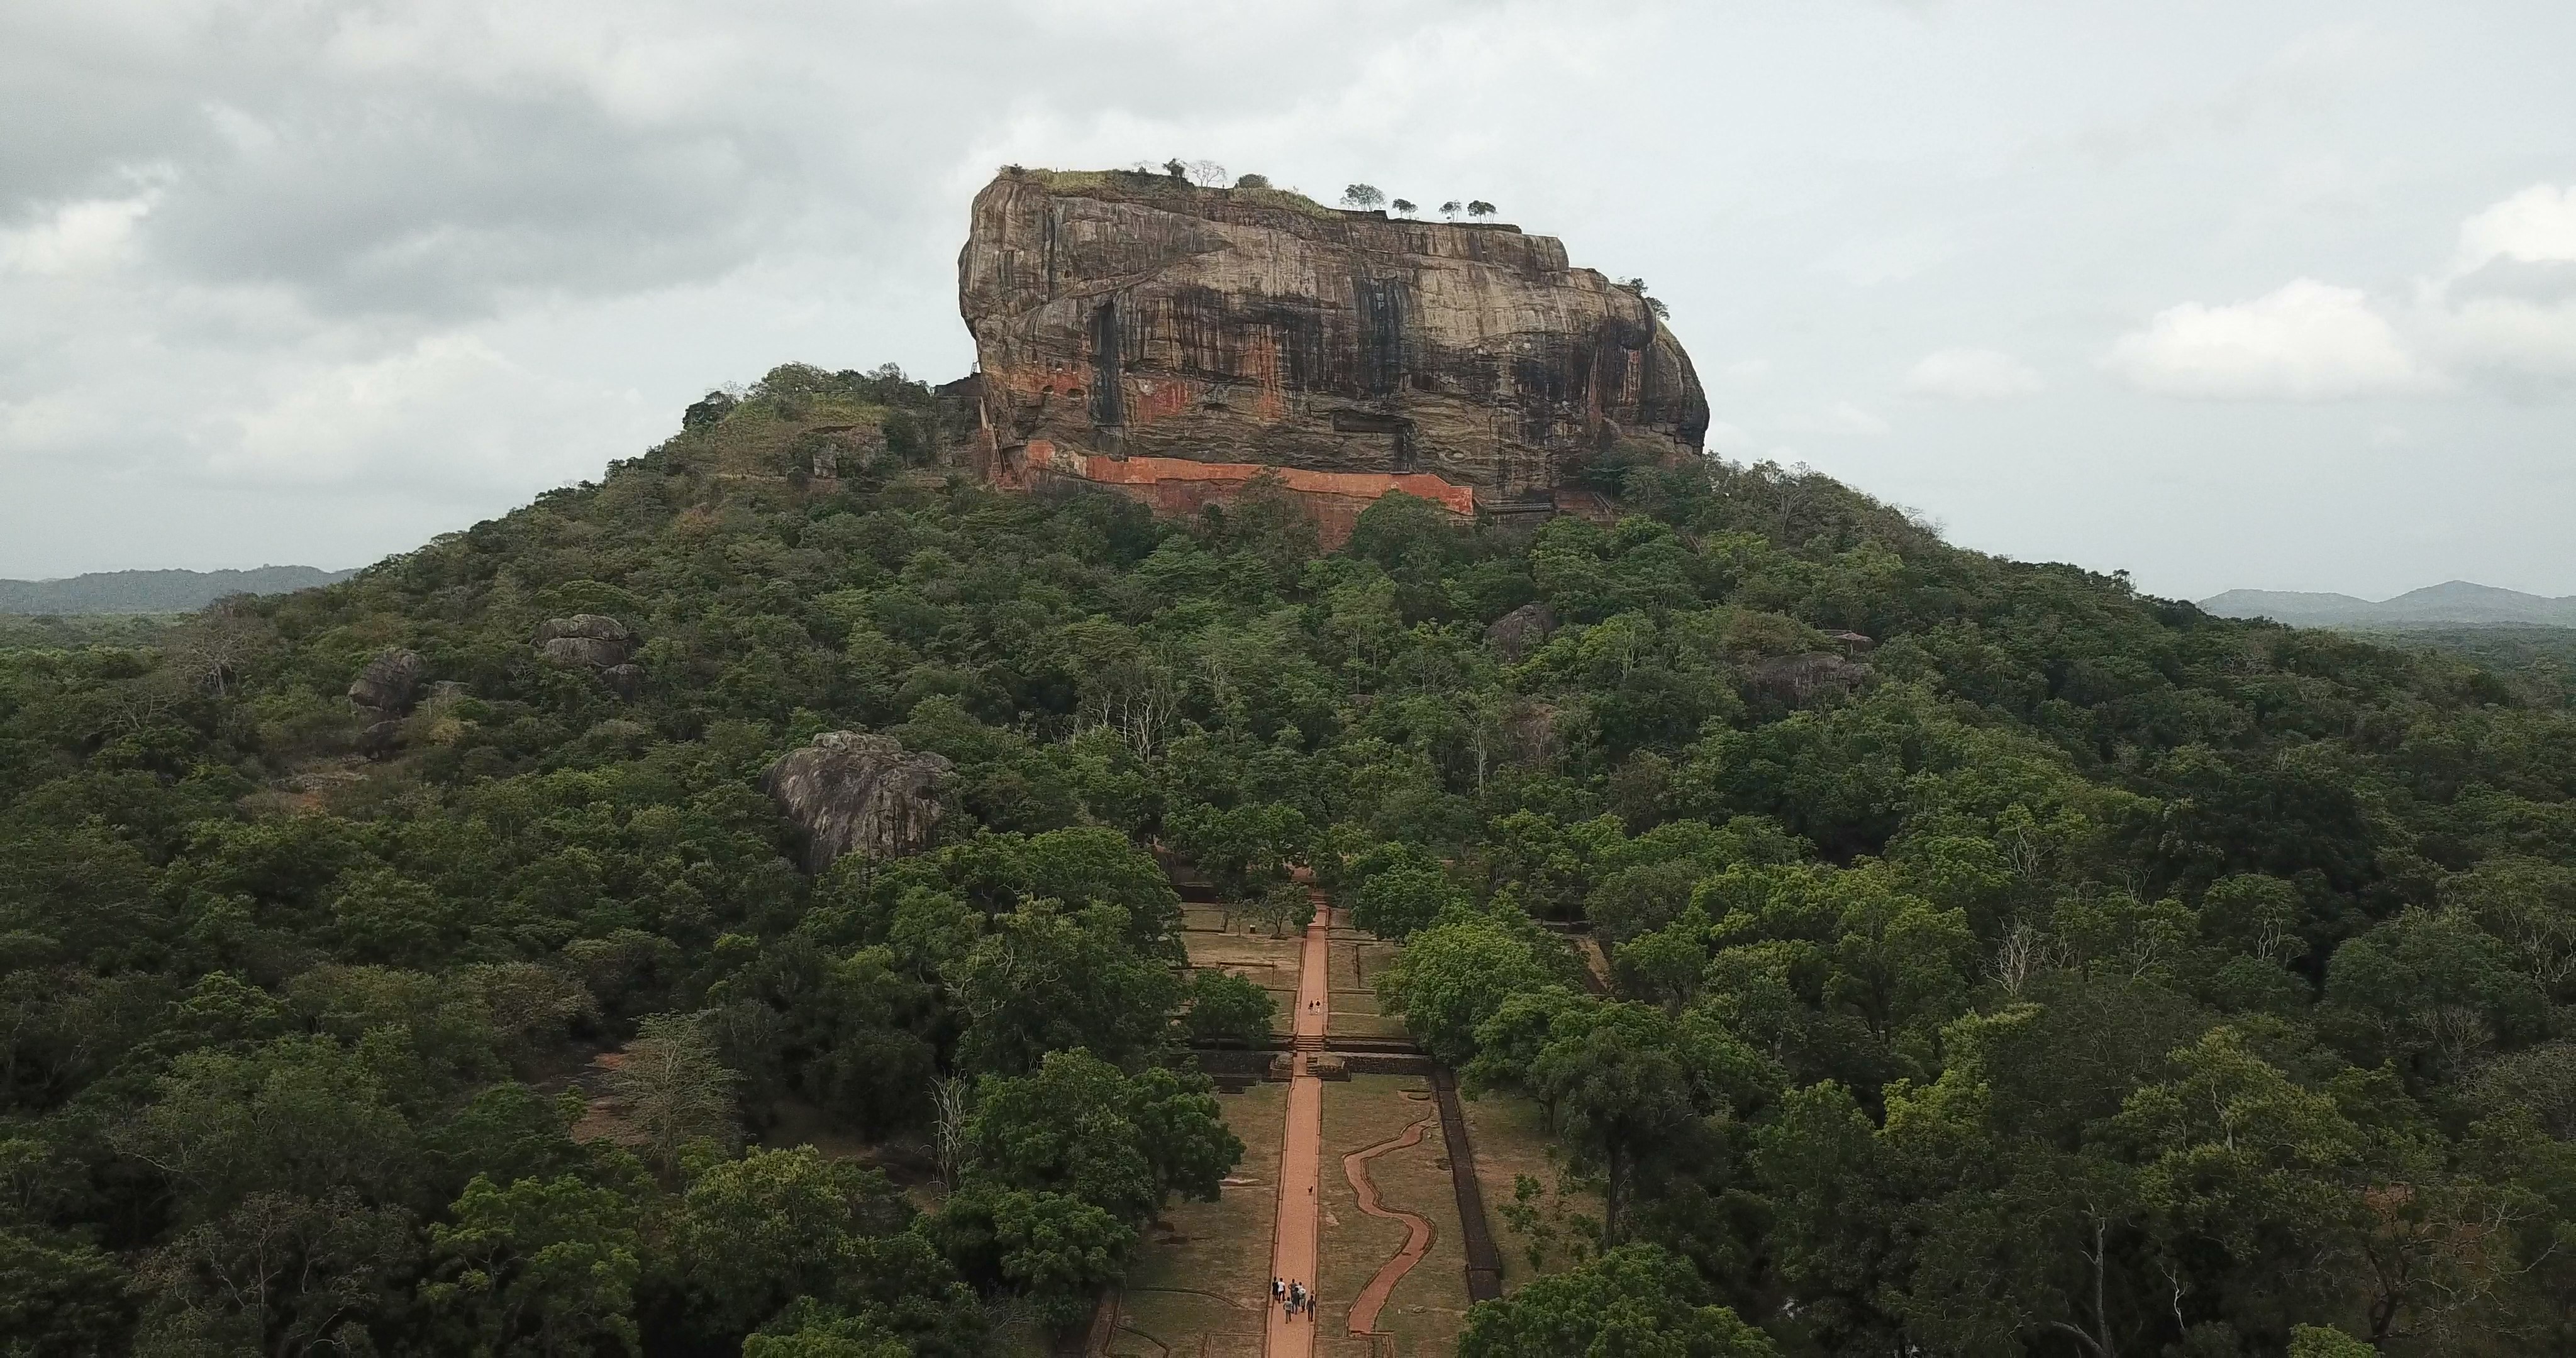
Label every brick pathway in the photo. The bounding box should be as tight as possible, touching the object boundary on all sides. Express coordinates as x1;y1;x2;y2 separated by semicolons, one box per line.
1264;895;1332;1358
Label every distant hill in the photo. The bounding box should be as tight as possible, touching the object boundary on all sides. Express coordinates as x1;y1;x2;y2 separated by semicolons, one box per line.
0;565;355;616
2200;580;2576;628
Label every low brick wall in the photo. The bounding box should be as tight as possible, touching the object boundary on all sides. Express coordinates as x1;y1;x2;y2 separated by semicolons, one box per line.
1431;1068;1504;1302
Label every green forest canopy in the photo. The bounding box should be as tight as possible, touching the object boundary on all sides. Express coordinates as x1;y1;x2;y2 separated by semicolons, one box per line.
4;362;2573;1355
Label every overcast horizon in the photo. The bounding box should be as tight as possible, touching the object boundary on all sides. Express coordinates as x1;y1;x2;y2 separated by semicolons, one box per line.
4;1;2572;600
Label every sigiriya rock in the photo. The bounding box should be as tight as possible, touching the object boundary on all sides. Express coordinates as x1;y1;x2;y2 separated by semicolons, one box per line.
954;168;1709;541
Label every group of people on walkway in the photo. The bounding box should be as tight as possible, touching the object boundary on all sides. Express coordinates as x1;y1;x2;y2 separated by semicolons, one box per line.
1271;1276;1313;1318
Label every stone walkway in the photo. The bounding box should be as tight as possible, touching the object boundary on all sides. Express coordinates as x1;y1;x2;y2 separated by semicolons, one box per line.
1264;895;1332;1358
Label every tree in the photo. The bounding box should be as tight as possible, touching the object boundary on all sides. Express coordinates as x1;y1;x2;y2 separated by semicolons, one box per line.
1341;184;1385;209
961;1049;1240;1223
1163;800;1312;900
1378;915;1555;1066
135;1189;414;1357
1458;1243;1777;1357
740;1240;985;1358
947;900;1183;1075
118;1035;415;1222
2289;1326;2375;1358
1528;1003;1709;1240
669;1147;912;1342
606;1014;740;1177
1350;857;1465;941
2111;1027;2365;1281
991;1189;1133;1333
1467;199;1496;218
2326;908;2547;1080
1241;879;1316;939
1441;200;1462;220
1181;969;1275;1045
1121;1064;1245;1208
0;1227;133;1355
1391;197;1417;218
425;1173;643;1356
744;1321;905;1358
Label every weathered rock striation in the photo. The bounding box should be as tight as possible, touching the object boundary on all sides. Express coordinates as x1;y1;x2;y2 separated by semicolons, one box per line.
761;731;955;873
957;169;1709;541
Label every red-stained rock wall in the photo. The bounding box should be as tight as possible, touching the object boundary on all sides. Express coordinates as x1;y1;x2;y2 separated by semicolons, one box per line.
955;168;1708;534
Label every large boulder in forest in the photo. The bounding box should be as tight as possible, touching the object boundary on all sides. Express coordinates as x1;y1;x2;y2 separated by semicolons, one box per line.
347;648;427;715
535;615;635;670
1485;602;1558;662
761;731;956;872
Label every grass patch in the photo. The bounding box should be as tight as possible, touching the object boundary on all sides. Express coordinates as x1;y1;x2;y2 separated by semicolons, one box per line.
1315;1074;1470;1357
1108;1079;1287;1357
1458;1091;1602;1289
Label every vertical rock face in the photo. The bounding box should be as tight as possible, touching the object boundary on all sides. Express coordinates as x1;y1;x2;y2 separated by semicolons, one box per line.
957;170;1708;539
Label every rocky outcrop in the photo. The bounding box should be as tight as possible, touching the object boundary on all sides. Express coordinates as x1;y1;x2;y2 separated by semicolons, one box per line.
535;616;635;670
348;648;427;716
347;648;427;761
1745;653;1871;706
1485;602;1558;663
760;731;956;873
957;169;1707;540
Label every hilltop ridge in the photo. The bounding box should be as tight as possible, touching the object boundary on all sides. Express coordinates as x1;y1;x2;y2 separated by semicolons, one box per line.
0;564;353;615
2201;580;2576;628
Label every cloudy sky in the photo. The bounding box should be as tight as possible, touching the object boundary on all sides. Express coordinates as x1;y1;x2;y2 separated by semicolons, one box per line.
4;0;2572;600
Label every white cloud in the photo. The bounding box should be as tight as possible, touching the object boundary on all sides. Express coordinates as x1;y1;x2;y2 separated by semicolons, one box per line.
2103;279;2436;399
0;193;155;275
1780;402;1890;436
1902;346;2041;400
2424;184;2576;384
2452;183;2576;273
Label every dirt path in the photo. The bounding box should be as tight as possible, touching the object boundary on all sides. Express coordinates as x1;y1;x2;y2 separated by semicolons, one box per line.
1264;895;1332;1358
1340;1113;1440;1337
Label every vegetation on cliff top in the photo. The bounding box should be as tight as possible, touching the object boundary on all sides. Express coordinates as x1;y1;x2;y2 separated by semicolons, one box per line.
5;362;2575;1354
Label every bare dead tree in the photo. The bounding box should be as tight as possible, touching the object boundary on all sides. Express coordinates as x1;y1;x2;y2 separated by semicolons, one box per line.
1994;922;2067;996
1090;658;1182;762
933;1076;970;1190
165;600;275;697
